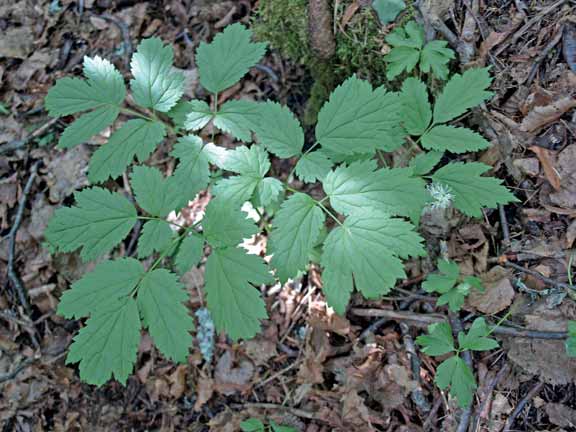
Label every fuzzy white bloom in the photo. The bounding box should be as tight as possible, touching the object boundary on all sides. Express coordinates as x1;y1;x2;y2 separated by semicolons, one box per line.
425;182;454;211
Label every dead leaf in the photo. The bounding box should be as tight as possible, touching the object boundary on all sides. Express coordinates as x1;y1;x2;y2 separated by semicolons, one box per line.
545;403;576;428
341;391;373;431
0;27;34;59
46;145;90;203
520;97;576;133
297;326;330;384
530;146;561;191
168;364;187;399
340;1;360;28
467;266;515;314
549;144;576;208
215;350;255;395
243;337;277;366
513;158;540;177
194;375;214;411
563;23;576;73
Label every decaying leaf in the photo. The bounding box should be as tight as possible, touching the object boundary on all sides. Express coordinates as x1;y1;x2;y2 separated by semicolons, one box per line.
545;403;576;428
467;266;515;314
215;350;255;395
520;97;576;133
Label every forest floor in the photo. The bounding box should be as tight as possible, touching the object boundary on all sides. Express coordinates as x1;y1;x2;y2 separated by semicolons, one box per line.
2;0;576;431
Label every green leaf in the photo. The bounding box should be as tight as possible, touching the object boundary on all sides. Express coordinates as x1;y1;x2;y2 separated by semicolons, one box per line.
372;0;406;25
57;258;144;319
46;56;126;117
255;101;304;158
240;419;265;432
294;151;333;183
138;269;194;362
167;100;199;131
196;23;267;94
409;151;443;176
316;76;404;154
174;234;204;274
205;247;273;340
256;177;284;207
323;160;428;220
171;135;211;205
88;119;166;183
437;284;470;312
212;175;258;206
458;318;499;352
223;145;270;177
137;220;173;258
182;100;213;131
421;126;491;153
431;162;517;217
401;78;432;136
270;421;297;432
130;37;185;112
423;260;465;311
66;297;141;386
566;321;576;357
321;210;422;312
203;199;258;248
269;193;325;282
214;99;262;142
436;355;476;407
416;322;455;356
58;105;119;149
433;68;493;124
384;47;420;80
420;40;454;80
130;166;181;217
45;187;137;262
387;21;425;49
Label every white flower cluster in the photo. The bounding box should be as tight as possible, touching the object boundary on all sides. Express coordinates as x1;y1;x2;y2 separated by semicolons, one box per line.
425;182;454;211
195;308;215;363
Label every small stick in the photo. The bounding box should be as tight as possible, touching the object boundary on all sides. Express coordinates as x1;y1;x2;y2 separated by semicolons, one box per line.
502;381;544;432
423;395;443;431
0;118;59;154
472;362;510;432
230;402;324;421
504;261;575;292
499;204;511;248
0;356;38;384
401;323;431;415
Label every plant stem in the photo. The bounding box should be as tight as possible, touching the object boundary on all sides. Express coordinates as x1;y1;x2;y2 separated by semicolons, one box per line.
136;215;187;230
316;201;343;226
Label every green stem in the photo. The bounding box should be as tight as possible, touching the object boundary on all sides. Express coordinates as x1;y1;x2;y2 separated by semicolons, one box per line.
136;215;187;230
285;142;321;185
486;309;513;338
316;201;343;227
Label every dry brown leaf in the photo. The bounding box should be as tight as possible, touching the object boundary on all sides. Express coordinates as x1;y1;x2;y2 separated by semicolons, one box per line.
194;375;214;411
549;144;576;208
168;364;187;399
520;97;576;133
243;337;278;366
297;326;330;384
530;146;561;191
340;1;360;28
467;266;515;314
215;350;255;395
545;403;576;428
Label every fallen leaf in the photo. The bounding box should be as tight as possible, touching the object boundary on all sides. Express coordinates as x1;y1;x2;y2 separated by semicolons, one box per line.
520;97;576;133
545;403;576;428
467;266;515;314
563;23;576;73
243;337;278;366
530;146;561;191
215;350;255;395
168;364;187;399
193;375;214;411
549;144;576;208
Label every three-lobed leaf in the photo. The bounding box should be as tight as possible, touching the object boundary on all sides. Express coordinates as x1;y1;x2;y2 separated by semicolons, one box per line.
435;355;476;408
416;322;455;356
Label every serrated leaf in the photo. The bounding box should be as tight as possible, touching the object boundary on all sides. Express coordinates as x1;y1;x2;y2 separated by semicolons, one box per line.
295;151;333;183
421;125;491;153
137;220;173;258
167;100;196;131
316;76;404;154
255;101;304;158
182;100;213;131
46;56;126;117
321;210;420;312
416;322;455;356
58;258;144;319
566;321;576;357
433;68;493;124
174;234;204;275
458;318;499;352
131;166;181;217
240;419;265;432
323;160;428;220
385;21;424;49
171;135;211;205
212;175;259;206
436;356;476;408
431;162;517;217
45;187;137;262
223;145;270;177
384;47;421;80
138;269;194;362
58;105;119;149
203;142;230;168
203;199;258;248
420;40;454;80
130;37;185;112
423;259;464;311
205;247;273;340
401;78;432;135
372;0;406;25
270;421;297;432
66;297;141;386
196;23;267;94
256;177;284;207
89;119;166;183
214;99;262;142
409;151;443;176
269;193;325;282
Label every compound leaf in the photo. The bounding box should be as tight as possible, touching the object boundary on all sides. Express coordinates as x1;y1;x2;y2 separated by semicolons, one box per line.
409;151;443;176
316;76;404;154
458;318;499;352
401;77;432;135
45;187;137;262
171;135;211;206
88;119;166;183
196;23;267;94
433;68;493;124
174;233;204;275
372;0;406;25
137;220;173;258
214;99;262;142
421;125;490;153
138;269;194;362
435;356;476;408
256;177;284;207
384;46;420;80
212;176;258;206
58;105;119;149
431;162;517;217
255;101;304;158
416;322;455;356
182;100;213;131
203;199;258;248
223;145;270;177
420;40;454;80
130;37;184;112
131;166;181;217
205;247;273;340
269;193;325;282
57;258;144;319
386;21;424;49
294;151;333;183
566;321;576;357
82;56;126;105
66;297;141;386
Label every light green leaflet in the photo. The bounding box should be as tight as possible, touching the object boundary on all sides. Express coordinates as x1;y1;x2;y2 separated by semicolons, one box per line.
88;119;166;183
130;37;184;112
316;76;404;154
196;23;267;94
130;166;181;217
203;199;258;248
170;135;211;206
137;220;173;258
400;77;431;136
58;106;119;149
205;247;274;340
45;187;137;262
269;193;325;282
182;100;213;131
566;321;576;357
213;99;262;142
255;101;304;158
294;151;333;183
421;125;490;154
174;234;204;275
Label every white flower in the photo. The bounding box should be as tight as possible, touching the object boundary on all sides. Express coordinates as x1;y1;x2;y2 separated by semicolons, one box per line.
425;182;454;211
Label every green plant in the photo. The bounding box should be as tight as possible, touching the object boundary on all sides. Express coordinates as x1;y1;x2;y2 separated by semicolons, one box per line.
423;259;484;312
44;22;516;385
241;418;296;432
417;318;499;407
566;321;576;357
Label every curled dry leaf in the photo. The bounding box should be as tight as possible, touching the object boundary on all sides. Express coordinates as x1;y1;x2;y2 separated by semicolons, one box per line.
530;146;561;191
215;350;255;395
549;144;576;208
193;374;215;411
520;97;576;133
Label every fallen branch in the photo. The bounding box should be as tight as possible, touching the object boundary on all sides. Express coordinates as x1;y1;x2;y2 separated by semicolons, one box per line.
504;261;575;292
502;380;544;432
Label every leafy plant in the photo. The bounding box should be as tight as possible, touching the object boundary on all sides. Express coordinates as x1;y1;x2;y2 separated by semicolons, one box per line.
44;21;516;385
241;418;297;432
566;321;576;357
417;318;499;407
423;259;484;312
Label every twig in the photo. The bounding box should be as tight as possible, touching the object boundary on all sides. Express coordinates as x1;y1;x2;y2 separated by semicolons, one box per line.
0;356;38;384
499;204;511;249
230;402;325;421
504;261;575;292
400;323;431;415
350;309;568;339
451;314;473;432
502;381;544;432
423;395;443;431
473;362;510;432
94;13;133;66
7;161;41;318
526;27;564;85
0;118;59;154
